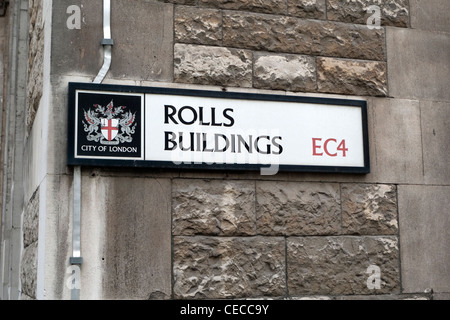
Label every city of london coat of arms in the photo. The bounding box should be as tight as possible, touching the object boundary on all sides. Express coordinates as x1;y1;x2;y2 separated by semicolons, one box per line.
82;100;136;146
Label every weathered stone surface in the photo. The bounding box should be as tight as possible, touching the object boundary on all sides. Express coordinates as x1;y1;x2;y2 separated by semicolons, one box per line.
102;177;172;300
174;43;252;87
256;182;340;236
173;236;286;298
50;0;106;76
410;0;450;33
341;184;398;235
173;179;256;236
420;101;450;185
253;53;316;92
174;6;222;45
199;0;287;15
23;188;40;247
0;12;5;106
223;12;385;61
335;293;431;300
371;98;423;184
290;295;332;300
434;293;450;300
45;175;72;300
288;236;400;295
387;28;450;101
317;57;387;96
109;1;174;80
287;0;326;19
27;0;44;133
20;241;38;299
327;0;410;27
51;0;173;81
292;293;431;300
166;0;197;5
398;185;450;293
166;0;197;4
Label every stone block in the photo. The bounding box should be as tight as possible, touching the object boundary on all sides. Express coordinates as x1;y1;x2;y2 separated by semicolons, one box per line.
174;44;253;87
335;293;430;300
101;177;172;300
51;0;103;77
287;236;400;295
174;6;222;45
47;78;70;176
287;0;326;19
172;179;256;236
173;236;286;299
370;98;423;184
167;0;197;5
23;188;40;247
398;185;450;293
420;101;450;185
51;0;173;81
434;293;450;300
199;0;287;15
256;181;341;236
253;52;316;92
387;28;450;101
327;0;410;27
410;0;450;33
45;174;72;300
223;12;385;61
27;0;44;133
317;57;387;96
341;184;398;235
108;1;174;81
20;241;38;299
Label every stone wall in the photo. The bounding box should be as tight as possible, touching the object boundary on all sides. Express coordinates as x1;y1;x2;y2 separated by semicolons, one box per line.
0;0;8;220
21;188;39;300
27;0;44;134
18;0;44;299
167;0;409;299
7;0;447;300
1;0;36;300
172;0;397;96
173;180;400;298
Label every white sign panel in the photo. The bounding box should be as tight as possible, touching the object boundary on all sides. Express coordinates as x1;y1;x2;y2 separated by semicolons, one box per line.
68;83;370;174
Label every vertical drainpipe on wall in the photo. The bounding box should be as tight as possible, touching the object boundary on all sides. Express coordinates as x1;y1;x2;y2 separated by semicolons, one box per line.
93;0;113;85
69;0;113;300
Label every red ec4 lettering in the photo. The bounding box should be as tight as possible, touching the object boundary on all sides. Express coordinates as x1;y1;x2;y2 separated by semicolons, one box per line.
312;138;348;157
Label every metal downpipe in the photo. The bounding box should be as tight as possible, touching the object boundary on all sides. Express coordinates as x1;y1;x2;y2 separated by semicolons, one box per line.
94;0;113;84
70;0;113;300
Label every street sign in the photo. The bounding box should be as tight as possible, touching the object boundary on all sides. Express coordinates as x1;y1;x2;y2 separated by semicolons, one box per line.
68;82;370;174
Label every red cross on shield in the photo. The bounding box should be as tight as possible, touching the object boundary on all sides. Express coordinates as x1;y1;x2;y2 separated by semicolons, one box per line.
101;118;119;141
